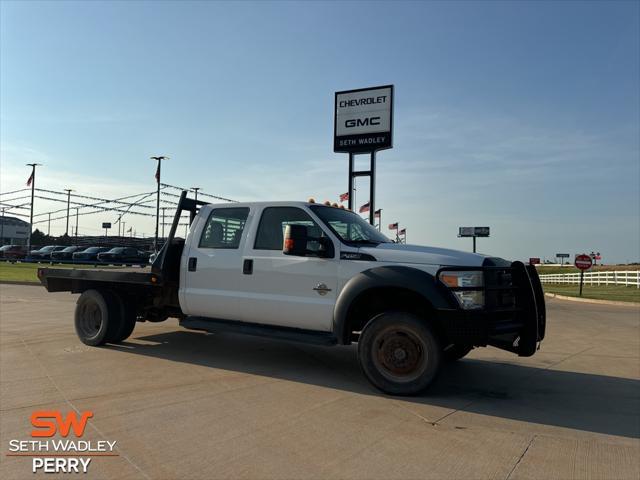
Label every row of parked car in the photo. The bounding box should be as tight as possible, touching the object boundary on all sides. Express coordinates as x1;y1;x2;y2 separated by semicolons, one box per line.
0;245;151;264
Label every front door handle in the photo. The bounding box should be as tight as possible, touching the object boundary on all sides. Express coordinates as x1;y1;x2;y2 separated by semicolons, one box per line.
188;257;197;271
243;259;253;275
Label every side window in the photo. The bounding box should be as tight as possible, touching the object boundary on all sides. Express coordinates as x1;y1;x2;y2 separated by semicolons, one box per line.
199;207;249;249
254;207;325;253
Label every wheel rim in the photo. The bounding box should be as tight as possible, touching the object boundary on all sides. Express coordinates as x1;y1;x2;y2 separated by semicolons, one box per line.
78;301;102;339
372;326;428;383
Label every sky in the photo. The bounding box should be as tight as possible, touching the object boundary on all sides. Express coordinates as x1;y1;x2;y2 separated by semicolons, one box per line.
1;0;639;263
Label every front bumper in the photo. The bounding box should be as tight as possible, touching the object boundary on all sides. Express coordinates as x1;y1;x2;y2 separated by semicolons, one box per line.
436;261;546;357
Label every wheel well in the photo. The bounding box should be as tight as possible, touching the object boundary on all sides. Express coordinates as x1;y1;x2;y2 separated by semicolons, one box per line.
343;287;444;344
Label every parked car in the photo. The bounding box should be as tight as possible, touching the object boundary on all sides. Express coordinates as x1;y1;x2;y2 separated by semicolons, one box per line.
50;246;84;262
72;247;110;262
0;245;28;260
97;247;150;264
29;245;67;261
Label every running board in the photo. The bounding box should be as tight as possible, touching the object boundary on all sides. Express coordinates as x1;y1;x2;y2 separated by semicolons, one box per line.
180;317;338;346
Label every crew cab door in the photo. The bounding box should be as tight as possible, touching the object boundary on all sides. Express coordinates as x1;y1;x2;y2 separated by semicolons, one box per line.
235;206;339;332
179;206;251;318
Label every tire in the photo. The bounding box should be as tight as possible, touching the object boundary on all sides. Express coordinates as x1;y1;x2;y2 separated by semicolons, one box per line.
109;293;137;343
357;311;442;395
443;344;474;362
74;290;123;346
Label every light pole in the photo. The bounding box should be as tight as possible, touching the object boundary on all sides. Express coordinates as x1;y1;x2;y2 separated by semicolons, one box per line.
151;156;169;251
1;208;4;243
64;189;73;236
47;213;51;236
75;208;79;239
161;207;166;238
26;163;41;251
192;187;200;201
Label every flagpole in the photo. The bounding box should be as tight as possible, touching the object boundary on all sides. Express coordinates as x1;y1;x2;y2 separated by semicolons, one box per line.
26;163;41;252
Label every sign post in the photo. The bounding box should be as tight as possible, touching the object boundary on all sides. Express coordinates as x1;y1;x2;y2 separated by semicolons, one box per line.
334;85;393;225
102;222;111;238
574;254;593;296
458;227;490;253
556;253;570;266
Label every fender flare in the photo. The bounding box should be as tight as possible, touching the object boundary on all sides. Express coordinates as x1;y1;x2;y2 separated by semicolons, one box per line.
332;265;456;344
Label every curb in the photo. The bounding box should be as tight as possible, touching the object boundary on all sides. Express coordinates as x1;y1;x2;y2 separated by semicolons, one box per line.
544;292;640;307
0;281;40;286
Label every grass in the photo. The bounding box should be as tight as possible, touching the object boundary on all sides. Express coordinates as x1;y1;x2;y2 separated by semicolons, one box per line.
543;284;640;303
0;262;125;283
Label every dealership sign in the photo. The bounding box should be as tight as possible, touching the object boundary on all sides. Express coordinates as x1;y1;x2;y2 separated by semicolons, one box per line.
458;226;490;237
334;85;393;153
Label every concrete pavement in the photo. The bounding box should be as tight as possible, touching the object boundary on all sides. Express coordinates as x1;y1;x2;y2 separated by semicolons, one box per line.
1;284;638;479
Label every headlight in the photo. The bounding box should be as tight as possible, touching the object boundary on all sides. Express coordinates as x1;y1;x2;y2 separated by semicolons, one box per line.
439;271;483;288
439;271;484;310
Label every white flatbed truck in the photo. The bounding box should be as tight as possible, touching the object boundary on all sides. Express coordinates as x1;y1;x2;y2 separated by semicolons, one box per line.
38;192;545;395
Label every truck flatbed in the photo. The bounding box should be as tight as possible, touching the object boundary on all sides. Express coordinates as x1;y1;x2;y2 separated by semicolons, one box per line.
38;266;160;292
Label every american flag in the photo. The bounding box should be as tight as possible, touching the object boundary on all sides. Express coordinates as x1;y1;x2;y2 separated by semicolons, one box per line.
389;222;398;230
399;228;406;235
26;171;34;187
374;209;381;218
339;192;349;202
155;163;160;183
359;202;370;213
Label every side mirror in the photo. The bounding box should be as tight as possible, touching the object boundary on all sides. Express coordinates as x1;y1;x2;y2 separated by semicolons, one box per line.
283;224;310;256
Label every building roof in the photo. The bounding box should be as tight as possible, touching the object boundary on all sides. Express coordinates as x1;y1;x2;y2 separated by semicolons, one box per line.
0;216;30;227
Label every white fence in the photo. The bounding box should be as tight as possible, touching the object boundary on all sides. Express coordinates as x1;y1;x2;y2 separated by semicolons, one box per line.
539;271;640;288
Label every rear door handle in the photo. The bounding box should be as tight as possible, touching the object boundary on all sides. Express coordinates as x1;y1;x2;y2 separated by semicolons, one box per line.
188;257;197;271
243;259;253;275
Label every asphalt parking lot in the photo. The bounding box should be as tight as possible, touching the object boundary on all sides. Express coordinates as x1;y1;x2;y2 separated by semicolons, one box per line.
1;283;638;479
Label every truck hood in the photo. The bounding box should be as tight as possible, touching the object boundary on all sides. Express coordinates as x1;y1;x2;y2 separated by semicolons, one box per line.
358;243;492;267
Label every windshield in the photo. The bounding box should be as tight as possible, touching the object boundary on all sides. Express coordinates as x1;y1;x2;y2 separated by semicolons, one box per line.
108;248;125;253
40;246;56;252
310;205;391;245
62;246;77;252
0;246;11;251
83;247;100;253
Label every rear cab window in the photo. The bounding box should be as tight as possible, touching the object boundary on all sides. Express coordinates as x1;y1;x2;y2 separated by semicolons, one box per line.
199;207;250;249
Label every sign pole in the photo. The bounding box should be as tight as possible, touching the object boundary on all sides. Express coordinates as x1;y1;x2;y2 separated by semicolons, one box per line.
348;153;354;211
369;151;376;225
473;236;476;253
579;270;584;297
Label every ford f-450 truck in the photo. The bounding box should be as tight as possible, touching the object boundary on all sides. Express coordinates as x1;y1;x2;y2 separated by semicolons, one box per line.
38;192;545;395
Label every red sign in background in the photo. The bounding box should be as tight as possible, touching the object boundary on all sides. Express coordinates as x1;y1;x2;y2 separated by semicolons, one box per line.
575;254;593;271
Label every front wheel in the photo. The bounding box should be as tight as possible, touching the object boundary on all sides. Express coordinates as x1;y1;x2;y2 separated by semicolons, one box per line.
357;311;442;395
